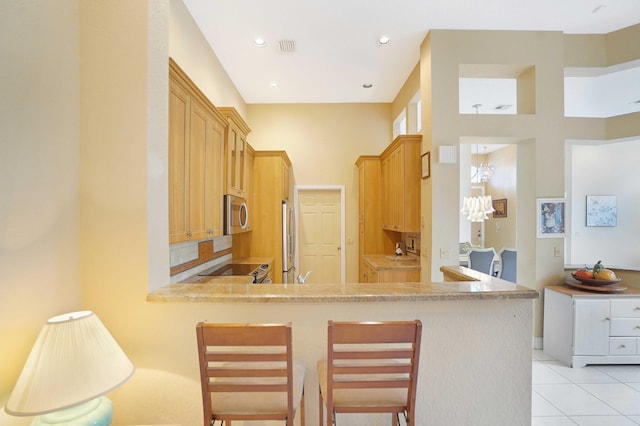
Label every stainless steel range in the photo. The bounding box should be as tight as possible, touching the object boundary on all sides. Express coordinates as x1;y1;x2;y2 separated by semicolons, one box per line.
199;263;271;283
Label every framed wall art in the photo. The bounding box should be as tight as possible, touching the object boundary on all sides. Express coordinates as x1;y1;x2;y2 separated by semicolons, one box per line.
586;195;617;227
492;198;507;218
421;151;430;179
537;198;566;238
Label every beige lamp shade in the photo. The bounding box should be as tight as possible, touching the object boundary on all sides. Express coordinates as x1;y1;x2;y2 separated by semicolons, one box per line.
5;310;134;416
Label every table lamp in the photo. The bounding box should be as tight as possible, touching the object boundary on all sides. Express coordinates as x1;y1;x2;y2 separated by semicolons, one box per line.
5;311;134;425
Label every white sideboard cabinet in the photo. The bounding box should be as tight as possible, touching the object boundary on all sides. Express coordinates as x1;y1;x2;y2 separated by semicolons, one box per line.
544;286;640;367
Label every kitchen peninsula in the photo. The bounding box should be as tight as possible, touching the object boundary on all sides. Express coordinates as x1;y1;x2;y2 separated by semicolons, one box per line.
148;266;537;425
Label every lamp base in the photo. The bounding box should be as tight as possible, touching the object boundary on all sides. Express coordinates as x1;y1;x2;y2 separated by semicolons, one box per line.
31;396;113;426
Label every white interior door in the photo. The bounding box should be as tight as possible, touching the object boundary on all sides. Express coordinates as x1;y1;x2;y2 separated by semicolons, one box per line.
296;188;343;284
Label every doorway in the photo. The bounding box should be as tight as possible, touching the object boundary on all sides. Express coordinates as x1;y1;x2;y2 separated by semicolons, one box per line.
294;186;345;284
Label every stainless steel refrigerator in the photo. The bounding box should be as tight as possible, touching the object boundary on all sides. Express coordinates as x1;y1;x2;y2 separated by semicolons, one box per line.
282;200;295;283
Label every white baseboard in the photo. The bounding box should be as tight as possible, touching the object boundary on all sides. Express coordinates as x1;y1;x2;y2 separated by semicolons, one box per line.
533;337;543;350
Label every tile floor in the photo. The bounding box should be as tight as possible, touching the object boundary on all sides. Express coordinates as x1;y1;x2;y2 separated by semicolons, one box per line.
532;350;640;425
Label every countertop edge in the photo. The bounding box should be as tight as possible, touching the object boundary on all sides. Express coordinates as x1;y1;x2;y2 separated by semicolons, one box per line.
147;266;539;303
146;291;539;303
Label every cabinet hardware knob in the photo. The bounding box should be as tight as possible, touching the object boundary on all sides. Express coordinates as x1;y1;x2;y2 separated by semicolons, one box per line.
635;307;640;311
604;317;610;321
620;345;627;349
635;325;640;330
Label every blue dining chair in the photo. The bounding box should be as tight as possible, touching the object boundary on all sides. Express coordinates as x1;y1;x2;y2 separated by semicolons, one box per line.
498;248;517;283
468;248;497;276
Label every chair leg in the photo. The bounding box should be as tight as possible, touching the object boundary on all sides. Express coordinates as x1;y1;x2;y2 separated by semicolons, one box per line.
300;388;306;426
392;412;399;426
318;387;323;426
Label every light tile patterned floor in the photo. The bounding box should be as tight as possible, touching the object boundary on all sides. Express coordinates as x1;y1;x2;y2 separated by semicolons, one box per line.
532;350;640;425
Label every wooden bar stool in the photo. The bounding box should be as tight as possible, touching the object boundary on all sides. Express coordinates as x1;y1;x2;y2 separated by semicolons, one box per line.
317;320;422;425
196;322;305;426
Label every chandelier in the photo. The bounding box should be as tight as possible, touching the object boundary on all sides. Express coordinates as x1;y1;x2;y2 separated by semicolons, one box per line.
477;159;495;182
461;195;495;222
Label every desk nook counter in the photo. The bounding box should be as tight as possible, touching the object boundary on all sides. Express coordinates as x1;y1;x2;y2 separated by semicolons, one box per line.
147;266;538;425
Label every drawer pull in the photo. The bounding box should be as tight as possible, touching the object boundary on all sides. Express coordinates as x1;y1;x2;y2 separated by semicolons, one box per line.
635;307;640;311
619;345;627;349
636;325;640;330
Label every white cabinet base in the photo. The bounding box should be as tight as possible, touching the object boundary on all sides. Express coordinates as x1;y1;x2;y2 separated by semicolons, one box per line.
544;286;640;368
570;355;640;368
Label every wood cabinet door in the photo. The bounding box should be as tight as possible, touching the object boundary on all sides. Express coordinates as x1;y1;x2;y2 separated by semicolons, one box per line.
225;121;247;197
381;155;391;230
379;268;420;283
389;144;403;230
381;144;403;231
168;79;190;243
188;101;209;240
204;115;225;237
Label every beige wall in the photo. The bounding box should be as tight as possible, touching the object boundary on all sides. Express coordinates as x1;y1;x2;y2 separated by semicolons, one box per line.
421;30;567;338
415;27;640;338
169;0;246;116
0;0;82;404
246;103;392;282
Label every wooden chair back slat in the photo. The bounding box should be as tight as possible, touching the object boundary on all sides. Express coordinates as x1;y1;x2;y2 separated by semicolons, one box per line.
196;322;305;426
319;320;422;426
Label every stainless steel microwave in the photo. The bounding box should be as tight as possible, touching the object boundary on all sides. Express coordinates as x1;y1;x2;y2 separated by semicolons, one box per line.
224;194;249;234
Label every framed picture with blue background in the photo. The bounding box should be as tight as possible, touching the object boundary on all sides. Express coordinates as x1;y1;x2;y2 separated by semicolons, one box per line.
537;198;565;238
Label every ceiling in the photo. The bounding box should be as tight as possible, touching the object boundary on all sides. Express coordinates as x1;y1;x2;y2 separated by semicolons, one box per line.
182;0;640;105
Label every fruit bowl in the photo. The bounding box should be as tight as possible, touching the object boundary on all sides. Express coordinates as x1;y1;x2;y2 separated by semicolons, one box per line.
571;274;621;286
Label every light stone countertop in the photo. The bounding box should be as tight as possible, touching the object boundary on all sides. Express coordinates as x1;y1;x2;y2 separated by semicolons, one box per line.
363;254;420;270
148;265;538;303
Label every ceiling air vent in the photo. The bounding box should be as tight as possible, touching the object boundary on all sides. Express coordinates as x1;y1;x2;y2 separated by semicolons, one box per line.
279;40;296;53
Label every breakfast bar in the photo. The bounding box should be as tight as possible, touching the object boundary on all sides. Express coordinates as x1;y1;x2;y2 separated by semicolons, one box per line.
148;266;538;425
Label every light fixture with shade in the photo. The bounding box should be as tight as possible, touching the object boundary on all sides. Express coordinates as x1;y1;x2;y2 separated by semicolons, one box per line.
5;311;134;426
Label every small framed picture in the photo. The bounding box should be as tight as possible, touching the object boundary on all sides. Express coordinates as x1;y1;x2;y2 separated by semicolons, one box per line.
421;151;430;179
492;198;507;218
586;195;617;227
537;198;566;238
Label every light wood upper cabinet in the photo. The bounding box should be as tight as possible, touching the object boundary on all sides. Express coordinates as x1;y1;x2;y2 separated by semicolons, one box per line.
168;78;189;242
380;135;422;233
203;115;225;237
219;107;251;198
169;59;227;244
356;156;393;281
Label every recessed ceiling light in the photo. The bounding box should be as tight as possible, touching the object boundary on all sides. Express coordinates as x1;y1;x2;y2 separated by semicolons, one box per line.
377;36;390;46
363;83;373;89
270;82;279;88
253;37;267;47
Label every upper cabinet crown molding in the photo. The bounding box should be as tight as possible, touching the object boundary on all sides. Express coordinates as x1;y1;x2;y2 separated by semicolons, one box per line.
218;107;251;136
168;58;227;125
380;134;422;158
254;150;291;167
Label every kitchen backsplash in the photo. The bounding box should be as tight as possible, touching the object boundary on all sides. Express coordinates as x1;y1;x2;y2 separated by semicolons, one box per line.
169;235;232;283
